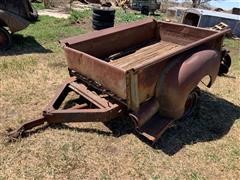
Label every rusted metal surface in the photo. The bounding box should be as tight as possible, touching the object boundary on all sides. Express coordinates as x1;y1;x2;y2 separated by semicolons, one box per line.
0;0;38;22
9;19;230;143
62;19;229;112
8;77;123;139
155;49;220;119
64;47;127;99
0;10;30;33
60;19;158;58
0;0;38;33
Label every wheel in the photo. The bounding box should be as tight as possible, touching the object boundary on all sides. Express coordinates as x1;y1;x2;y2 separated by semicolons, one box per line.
0;27;12;51
92;12;115;22
218;53;231;75
181;87;200;119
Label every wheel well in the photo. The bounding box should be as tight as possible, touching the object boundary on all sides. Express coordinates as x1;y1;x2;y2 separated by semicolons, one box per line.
200;75;212;88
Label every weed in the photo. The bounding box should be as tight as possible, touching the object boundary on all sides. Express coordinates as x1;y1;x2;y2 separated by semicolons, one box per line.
69;9;91;24
0;14;239;179
32;2;45;10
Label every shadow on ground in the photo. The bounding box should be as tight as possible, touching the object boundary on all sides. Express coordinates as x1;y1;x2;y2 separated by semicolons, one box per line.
4;91;240;155
151;91;240;155
53;90;240;156
0;34;52;56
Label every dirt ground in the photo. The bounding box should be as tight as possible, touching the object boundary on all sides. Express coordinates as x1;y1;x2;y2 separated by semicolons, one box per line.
0;14;240;179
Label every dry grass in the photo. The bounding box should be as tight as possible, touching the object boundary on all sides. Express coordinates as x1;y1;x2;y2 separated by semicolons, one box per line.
0;14;240;179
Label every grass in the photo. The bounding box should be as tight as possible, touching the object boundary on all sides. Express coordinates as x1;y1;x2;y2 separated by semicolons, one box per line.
69;9;92;24
224;39;240;72
0;10;240;179
32;2;45;10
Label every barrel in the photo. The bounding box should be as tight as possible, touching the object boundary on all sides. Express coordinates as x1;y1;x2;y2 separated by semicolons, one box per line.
92;6;115;30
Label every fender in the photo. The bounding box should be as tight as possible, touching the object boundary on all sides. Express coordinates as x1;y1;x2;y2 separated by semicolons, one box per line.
155;49;220;119
0;10;29;33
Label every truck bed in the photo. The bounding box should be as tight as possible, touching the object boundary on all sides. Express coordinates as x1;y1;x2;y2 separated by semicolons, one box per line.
61;19;226;109
109;41;182;70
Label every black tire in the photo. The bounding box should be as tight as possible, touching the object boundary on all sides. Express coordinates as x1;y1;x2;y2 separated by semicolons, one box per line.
141;6;149;15
0;27;12;51
92;6;115;16
218;53;231;75
92;7;115;30
181;87;200;119
92;13;115;22
92;19;114;27
92;23;114;30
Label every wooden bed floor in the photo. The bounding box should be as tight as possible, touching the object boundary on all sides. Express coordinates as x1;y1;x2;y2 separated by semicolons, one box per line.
109;41;183;70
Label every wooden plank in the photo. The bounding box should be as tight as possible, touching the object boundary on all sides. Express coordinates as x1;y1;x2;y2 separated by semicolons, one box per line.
110;41;170;66
121;45;182;70
109;41;182;70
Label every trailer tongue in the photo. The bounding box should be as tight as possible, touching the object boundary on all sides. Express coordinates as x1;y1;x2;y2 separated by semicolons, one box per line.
7;75;177;143
7;19;230;143
7;77;124;139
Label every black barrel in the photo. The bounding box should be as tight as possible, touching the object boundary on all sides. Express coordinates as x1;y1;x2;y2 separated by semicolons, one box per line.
92;6;115;30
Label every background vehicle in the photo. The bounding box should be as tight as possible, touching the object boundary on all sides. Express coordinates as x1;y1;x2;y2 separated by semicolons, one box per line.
130;0;161;15
0;0;38;50
182;8;240;37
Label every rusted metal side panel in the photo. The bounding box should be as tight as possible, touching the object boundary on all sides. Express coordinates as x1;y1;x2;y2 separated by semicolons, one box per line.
155;50;220;119
64;47;127;99
126;69;140;111
136;60;169;105
126;30;227;111
158;21;217;45
61;19;158;58
63;20;229;112
132;26;228;71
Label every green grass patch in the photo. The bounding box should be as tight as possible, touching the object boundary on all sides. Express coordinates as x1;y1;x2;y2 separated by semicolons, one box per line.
115;9;163;23
0;58;37;72
32;2;45;10
21;16;84;43
115;10;146;23
11;16;85;52
187;171;206;180
224;38;240;49
69;9;91;24
224;39;240;72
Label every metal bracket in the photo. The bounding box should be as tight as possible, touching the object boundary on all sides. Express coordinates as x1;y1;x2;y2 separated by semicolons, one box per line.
7;77;123;140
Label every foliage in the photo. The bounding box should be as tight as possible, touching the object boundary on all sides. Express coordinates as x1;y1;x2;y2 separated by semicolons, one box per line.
32;2;45;10
69;9;91;24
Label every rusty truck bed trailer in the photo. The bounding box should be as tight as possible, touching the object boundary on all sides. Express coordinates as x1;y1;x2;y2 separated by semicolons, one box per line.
8;19;230;143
